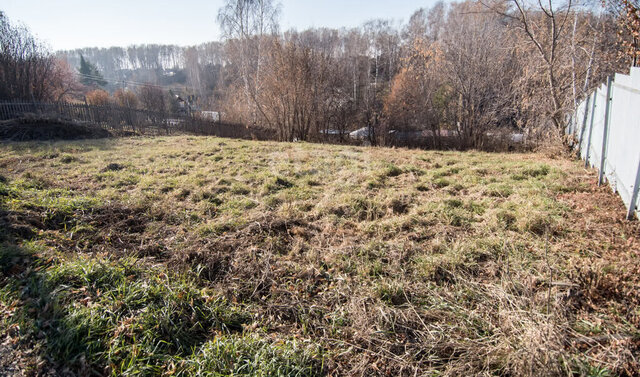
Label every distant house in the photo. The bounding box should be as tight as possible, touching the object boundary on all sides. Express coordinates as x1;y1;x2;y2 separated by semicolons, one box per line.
485;132;526;143
167;118;183;127
349;127;371;140
174;95;188;112
199;111;221;122
173;93;199;113
319;129;349;135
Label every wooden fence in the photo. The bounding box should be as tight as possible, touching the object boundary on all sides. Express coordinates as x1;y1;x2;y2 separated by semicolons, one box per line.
0;100;271;140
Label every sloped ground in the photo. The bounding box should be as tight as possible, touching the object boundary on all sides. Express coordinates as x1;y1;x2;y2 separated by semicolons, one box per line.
0;136;638;376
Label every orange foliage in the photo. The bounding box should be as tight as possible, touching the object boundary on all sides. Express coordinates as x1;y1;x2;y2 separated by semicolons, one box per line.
86;89;111;106
617;0;640;65
384;41;443;131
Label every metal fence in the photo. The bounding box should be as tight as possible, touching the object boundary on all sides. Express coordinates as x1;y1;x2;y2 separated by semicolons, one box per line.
567;66;640;220
0;101;271;140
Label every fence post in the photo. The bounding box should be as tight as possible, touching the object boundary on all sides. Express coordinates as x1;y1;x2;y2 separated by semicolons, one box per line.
584;88;597;168
577;92;592;158
30;93;38;115
84;96;92;123
627;156;640;220
598;76;613;186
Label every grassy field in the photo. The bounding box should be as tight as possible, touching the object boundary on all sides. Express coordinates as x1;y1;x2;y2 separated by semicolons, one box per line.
0;136;638;376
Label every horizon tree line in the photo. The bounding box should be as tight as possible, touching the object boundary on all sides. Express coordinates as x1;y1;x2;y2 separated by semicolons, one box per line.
1;1;638;148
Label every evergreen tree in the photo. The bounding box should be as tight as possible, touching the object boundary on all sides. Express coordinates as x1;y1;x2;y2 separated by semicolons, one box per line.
78;55;107;87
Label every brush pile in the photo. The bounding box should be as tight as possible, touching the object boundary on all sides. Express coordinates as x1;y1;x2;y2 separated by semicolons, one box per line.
0;117;111;141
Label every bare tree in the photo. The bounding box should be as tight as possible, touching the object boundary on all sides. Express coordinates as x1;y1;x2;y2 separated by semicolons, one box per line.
385;9;446;147
138;85;166;113
211;0;619;148
0;12;58;101
217;0;280;125
485;0;575;138
439;2;520;147
48;58;83;102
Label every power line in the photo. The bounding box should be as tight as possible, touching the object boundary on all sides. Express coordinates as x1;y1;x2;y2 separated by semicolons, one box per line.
73;72;197;91
75;72;174;89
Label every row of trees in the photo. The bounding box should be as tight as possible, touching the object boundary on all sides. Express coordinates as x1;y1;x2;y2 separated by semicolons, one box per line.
213;0;629;147
85;85;178;114
3;1;639;148
54;0;636;148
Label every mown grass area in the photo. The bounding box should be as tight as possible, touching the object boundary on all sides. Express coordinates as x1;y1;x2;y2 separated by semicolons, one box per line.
0;136;638;376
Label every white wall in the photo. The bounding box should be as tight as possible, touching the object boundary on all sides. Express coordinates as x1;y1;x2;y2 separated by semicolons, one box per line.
569;67;640;219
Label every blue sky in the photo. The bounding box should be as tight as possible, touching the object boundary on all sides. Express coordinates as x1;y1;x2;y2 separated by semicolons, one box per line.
1;0;442;51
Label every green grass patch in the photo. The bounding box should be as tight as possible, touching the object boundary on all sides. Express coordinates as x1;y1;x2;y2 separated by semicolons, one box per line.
0;251;255;375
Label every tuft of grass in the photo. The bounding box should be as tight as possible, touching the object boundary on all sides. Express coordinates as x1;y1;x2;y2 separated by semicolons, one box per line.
177;335;322;376
433;167;460;178
176;187;191;200
375;280;408;306
230;183;250;195
60;154;77;164
381;163;403;178
103;162;125;172
524;213;557;235
336;195;386;221
414;252;464;283
263;176;294;193
496;209;517;230
522;164;550;177
444;198;463;208
486;184;513;198
433;177;451;188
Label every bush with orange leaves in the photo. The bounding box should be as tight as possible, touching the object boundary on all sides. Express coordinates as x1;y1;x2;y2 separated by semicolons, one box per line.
86;89;111;106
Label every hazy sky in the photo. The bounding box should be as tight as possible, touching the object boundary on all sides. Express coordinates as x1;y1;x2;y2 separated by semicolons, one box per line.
1;0;442;51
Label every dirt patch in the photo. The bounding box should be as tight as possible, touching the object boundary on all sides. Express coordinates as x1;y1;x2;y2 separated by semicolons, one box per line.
2;202;167;259
1;208;56;241
102;163;125;172
0;118;111;141
79;205;169;257
176;216;317;285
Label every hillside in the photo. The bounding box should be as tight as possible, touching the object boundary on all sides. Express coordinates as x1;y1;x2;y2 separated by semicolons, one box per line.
1;136;638;376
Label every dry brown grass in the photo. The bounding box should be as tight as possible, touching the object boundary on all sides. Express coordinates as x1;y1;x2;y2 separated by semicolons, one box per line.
0;136;638;376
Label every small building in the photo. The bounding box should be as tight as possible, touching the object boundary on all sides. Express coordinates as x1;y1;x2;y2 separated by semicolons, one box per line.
200;111;221;122
349;127;371;140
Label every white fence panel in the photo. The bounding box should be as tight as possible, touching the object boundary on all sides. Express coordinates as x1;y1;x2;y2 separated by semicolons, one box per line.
569;66;640;219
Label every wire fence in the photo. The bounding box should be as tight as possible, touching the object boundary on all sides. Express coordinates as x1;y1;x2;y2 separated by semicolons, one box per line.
0;100;271;140
567;66;640;220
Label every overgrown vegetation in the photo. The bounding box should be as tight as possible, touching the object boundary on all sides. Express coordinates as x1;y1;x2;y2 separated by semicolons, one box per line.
7;0;632;149
1;136;639;376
